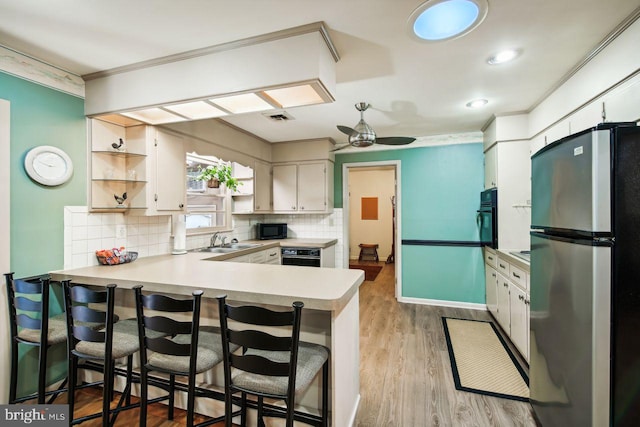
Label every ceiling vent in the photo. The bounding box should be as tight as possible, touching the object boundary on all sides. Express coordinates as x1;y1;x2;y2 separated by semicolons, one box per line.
263;111;294;122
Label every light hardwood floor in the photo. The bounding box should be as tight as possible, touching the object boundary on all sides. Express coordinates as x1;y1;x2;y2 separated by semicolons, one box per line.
66;261;537;426
355;261;537;426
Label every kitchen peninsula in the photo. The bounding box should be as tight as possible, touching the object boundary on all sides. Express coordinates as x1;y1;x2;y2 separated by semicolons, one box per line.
50;252;363;426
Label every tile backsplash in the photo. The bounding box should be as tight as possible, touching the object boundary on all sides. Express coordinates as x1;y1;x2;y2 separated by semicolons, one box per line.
64;207;345;269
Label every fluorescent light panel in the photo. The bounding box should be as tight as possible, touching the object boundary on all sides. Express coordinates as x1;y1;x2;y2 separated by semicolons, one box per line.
164;101;228;119
121;108;185;124
264;84;325;108
210;93;274;114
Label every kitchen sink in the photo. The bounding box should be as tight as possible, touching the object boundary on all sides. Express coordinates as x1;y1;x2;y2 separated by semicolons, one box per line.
221;243;262;249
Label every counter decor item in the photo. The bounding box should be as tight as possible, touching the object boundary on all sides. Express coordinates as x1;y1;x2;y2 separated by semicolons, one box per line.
96;247;138;265
195;163;241;192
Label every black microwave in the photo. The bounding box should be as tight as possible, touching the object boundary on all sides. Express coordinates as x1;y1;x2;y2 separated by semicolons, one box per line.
256;223;287;240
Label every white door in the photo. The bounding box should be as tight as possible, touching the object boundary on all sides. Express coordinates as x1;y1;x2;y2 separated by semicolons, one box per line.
0;99;11;403
272;164;297;212
297;162;325;212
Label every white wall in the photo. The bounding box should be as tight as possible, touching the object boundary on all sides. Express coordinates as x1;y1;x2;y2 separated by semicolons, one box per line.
348;168;395;260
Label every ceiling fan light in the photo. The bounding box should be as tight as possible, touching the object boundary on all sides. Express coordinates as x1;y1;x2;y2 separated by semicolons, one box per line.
350;119;376;147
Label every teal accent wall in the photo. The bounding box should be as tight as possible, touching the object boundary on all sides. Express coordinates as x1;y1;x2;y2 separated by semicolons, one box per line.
334;143;486;304
1;71;86;397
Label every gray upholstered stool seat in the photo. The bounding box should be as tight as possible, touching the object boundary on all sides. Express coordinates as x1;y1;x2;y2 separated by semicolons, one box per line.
148;329;229;374
232;342;329;396
74;318;163;360
17;312;68;345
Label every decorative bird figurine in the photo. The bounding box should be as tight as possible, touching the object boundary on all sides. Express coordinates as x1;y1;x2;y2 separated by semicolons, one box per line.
111;138;124;150
114;192;127;206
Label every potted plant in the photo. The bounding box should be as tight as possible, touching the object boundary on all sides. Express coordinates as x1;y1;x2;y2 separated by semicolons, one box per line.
196;163;241;192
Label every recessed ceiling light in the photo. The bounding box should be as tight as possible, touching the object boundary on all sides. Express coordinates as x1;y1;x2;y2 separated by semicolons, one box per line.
210;93;275;114
466;99;488;108
487;49;520;65
408;0;488;42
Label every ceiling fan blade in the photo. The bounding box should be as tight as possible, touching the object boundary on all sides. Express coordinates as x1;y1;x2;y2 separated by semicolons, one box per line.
337;125;356;136
375;137;416;145
330;144;352;152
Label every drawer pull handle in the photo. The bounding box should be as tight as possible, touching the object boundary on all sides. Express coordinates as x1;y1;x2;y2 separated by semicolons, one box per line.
513;272;521;279
519;295;524;301
488;256;494;260
499;263;506;268
269;253;277;257
503;283;508;288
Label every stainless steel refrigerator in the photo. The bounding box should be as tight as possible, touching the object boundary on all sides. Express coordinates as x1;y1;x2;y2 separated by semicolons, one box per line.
530;122;640;427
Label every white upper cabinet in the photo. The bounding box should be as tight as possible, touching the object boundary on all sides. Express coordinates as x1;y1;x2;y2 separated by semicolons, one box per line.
253;160;272;212
153;129;186;212
272;161;333;213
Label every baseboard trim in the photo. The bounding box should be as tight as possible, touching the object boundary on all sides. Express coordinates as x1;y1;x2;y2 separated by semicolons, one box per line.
398;297;487;311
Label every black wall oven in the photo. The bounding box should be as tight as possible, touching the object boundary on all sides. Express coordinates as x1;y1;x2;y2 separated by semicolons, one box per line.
478;188;498;249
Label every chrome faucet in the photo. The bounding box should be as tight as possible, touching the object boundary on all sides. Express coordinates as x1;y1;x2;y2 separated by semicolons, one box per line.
210;232;220;248
221;235;228;247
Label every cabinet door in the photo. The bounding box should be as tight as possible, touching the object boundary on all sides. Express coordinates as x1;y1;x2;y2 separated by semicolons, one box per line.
485;265;498;317
254;160;272;212
297;162;326;212
484;145;497;189
509;283;528;360
272;164;297;212
496;274;511;333
155;130;185;212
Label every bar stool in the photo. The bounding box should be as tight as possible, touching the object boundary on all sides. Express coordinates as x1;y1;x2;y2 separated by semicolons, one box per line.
63;281;141;426
4;272;68;404
358;243;379;262
134;285;231;427
217;295;329;427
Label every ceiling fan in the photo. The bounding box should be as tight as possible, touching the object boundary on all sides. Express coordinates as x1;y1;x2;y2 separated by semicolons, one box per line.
333;102;416;152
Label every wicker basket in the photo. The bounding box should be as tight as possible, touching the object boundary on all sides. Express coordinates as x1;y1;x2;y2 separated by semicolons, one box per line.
96;250;138;266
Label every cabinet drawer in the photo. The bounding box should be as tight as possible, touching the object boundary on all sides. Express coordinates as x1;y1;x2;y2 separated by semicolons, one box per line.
264;248;281;264
496;257;510;277
510;264;527;290
484;250;498;268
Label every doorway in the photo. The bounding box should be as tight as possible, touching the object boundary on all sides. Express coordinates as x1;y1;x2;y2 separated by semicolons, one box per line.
342;161;401;299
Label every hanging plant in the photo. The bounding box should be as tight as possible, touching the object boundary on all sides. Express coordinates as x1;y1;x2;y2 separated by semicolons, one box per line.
195;164;241;192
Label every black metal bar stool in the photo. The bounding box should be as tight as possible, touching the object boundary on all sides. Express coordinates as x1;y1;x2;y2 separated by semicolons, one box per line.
134;285;232;427
217;295;330;427
4;272;68;404
63;281;141;427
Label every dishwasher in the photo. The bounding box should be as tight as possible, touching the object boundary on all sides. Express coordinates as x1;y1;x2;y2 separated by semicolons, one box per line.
281;247;321;267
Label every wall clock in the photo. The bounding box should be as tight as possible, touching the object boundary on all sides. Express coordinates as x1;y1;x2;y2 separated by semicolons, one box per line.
24;145;74;186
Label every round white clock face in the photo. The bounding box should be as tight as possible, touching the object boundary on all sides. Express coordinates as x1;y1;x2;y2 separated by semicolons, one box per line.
24;146;74;186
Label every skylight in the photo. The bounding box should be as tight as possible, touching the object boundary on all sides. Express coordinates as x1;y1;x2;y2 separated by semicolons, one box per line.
409;0;488;42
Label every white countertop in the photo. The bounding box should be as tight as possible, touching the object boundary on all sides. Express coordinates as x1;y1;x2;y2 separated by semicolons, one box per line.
50;251;362;312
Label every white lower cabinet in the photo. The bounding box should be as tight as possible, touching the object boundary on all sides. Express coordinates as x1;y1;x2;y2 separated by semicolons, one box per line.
496;273;511;333
226;246;281;265
485;265;498;318
484;249;530;363
509;283;529;360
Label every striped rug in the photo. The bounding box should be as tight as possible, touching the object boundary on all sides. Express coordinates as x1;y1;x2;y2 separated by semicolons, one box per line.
442;317;529;401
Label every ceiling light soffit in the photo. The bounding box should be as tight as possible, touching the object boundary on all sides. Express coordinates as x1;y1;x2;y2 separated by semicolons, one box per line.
84;23;338;119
